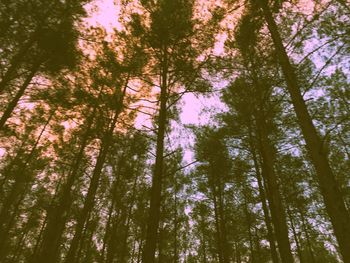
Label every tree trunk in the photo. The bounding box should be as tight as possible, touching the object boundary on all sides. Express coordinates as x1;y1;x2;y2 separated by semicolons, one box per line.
258;1;350;261
34;107;97;263
119;175;139;262
254;109;294;263
173;180;178;263
248;129;280;263
101;156;124;262
105;208;122;263
217;182;230;263
64;105;122;263
101;196;116;262
235;242;241;263
201;223;208;263
287;207;303;263
244;198;255;263
0;62;40;131
0;111;52;256
299;209;316;263
212;190;224;263
0;36;37;94
142;48;168;263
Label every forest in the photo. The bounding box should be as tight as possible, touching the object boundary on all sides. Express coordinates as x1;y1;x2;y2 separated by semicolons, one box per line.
0;0;349;262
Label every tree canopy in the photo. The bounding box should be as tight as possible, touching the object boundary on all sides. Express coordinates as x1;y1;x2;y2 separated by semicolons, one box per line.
0;0;349;262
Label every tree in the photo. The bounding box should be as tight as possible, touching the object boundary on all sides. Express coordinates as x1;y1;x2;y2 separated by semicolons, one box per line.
126;1;215;261
253;1;350;261
0;0;88;131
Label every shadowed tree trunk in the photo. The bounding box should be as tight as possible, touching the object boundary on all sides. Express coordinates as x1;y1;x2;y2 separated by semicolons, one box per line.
119;174;139;262
298;208;316;263
287;207;303;263
142;47;168;263
257;1;350;261
254;107;294;263
64;94;125;263
0;35;38;94
243;197;255;263
248;127;280;263
34;105;98;263
0;110;53;257
212;188;224;263
0;62;41;131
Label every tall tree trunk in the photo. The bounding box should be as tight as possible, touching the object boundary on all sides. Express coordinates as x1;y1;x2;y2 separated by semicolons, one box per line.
254;227;262;263
0;62;41;131
212;191;224;263
249;131;279;262
0;136;28;192
258;1;350;261
29;179;62;262
101;157;123;262
34;107;97;263
200;222;208;263
254;109;294;263
0;62;40;131
174;204;178;263
142;48;168;263
101;196;116;262
287;207;303;263
137;231;144;263
0;110;52;256
81;218;96;263
64;103;123;263
235;242;241;263
30;212;48;261
105;208;122;263
243;48;294;262
248;128;280;263
119;175;139;262
217;182;230;263
0;36;37;94
299;209;316;263
244;198;255;263
173;178;178;263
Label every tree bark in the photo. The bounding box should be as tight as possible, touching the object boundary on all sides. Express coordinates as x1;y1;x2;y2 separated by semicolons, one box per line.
106;208;123;263
217;182;230;263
